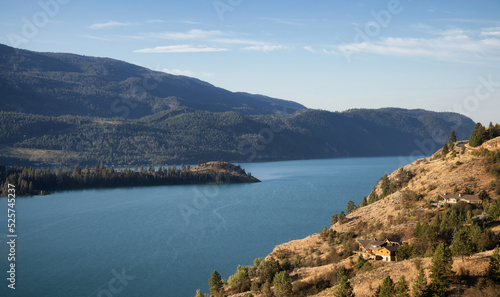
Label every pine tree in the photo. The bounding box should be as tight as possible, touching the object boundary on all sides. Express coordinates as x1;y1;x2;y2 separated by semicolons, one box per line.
228;265;251;293
194;289;209;297
361;196;368;207
209;270;224;296
355;256;367;269
260;258;280;284
331;214;339;226
377;275;395;297
487;246;500;283
273;271;292;297
335;274;354;297
441;143;449;156
338;211;346;224
380;174;391;197
469;123;486;147
449;130;457;144
395;275;409;297
412;267;427;297
451;226;475;262
429;243;454;294
73;163;82;175
346;200;356;214
479;189;490;202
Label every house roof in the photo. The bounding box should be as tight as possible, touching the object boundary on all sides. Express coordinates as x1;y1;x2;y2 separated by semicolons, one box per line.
460;195;482;202
358;239;387;250
440;193;481;202
382;245;400;252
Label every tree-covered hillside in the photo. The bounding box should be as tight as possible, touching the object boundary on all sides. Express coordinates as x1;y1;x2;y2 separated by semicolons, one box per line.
0;44;476;166
0;108;475;166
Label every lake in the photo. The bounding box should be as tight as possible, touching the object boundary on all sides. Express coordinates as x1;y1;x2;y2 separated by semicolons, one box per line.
0;157;415;297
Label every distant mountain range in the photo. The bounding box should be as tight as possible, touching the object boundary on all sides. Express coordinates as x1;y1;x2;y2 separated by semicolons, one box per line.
0;44;476;166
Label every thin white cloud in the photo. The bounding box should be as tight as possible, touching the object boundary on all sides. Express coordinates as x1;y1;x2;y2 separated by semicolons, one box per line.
150;29;225;40
83;35;109;41
212;38;264;45
481;27;500;37
326;28;500;62
243;45;286;53
162;68;194;76
440;18;500;26
134;45;230;53
303;46;317;53
180;20;201;25
90;21;136;30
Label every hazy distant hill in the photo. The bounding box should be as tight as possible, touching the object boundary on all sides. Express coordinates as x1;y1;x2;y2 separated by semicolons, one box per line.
0;44;476;165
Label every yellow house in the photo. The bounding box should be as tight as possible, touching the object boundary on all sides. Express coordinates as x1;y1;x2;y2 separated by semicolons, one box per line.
355;238;401;262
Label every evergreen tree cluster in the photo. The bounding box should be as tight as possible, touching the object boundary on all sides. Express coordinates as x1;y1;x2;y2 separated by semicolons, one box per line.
0;161;256;196
413;207;494;258
0;107;476;167
469;122;500;147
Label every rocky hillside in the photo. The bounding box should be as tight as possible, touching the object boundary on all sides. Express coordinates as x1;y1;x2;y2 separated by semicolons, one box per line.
188;161;260;184
209;135;500;297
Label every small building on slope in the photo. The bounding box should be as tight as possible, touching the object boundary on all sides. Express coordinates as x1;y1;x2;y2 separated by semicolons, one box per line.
354;238;402;262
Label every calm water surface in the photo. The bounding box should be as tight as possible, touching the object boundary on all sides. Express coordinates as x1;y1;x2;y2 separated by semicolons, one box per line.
0;157;414;297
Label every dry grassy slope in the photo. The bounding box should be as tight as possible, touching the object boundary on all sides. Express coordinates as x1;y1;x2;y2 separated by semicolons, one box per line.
310;250;494;297
228;137;500;297
268;137;499;257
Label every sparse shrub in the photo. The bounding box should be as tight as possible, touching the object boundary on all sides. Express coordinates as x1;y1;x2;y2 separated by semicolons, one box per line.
325;248;341;264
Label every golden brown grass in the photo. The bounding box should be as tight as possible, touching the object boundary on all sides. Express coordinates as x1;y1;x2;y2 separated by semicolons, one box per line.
226;137;500;297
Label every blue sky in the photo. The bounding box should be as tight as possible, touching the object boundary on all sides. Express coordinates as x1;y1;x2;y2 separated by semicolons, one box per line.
2;0;500;123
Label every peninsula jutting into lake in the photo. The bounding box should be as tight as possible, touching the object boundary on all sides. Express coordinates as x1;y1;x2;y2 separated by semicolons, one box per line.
0;161;259;196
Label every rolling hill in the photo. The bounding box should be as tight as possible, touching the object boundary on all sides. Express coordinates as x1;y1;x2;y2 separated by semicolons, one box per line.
0;44;476;166
0;43;305;118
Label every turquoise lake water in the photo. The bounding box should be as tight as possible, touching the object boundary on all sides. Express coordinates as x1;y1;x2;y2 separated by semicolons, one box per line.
0;157;415;296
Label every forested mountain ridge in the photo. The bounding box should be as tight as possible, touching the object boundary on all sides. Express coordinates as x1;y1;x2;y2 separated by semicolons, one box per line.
0;43;305;118
0;108;474;166
0;44;476;166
